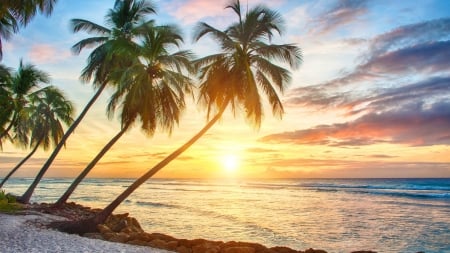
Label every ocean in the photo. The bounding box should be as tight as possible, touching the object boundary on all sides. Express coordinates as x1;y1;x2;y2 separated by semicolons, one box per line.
1;178;449;253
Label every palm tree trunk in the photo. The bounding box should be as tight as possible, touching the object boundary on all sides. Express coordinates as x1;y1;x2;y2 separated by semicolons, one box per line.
53;103;228;234
0;137;43;188
18;82;107;204
54;125;129;206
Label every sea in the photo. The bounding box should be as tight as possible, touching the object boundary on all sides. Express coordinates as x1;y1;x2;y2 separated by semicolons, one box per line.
1;178;449;253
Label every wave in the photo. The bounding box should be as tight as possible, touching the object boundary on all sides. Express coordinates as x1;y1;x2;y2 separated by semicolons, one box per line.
136;201;177;208
364;190;450;199
314;187;450;200
236;179;450;200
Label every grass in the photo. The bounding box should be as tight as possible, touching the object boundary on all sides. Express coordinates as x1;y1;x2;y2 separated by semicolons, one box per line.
0;189;22;213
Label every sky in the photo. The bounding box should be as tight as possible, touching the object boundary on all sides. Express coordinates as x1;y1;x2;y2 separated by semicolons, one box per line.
1;0;449;179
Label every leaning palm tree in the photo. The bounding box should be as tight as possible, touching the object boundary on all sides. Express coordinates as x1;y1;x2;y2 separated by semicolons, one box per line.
0;0;57;60
54;24;194;206
0;86;74;188
54;0;301;234
0;60;50;144
18;0;157;204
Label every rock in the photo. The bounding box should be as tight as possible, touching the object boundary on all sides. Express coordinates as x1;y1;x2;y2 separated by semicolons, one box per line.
97;224;112;234
167;240;180;251
193;242;221;253
108;232;130;243
105;213;130;232
83;233;104;240
178;239;193;248
148;232;177;242
221;241;267;253
222;246;256;253
350;251;377;253
177;245;193;253
102;232;115;240
121;227;134;234
127;217;144;232
270;246;298;253
128;232;150;242
148;239;168;249
111;219;128;232
304;249;327;253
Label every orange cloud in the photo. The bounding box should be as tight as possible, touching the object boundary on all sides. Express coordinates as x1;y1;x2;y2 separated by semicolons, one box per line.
261;101;450;147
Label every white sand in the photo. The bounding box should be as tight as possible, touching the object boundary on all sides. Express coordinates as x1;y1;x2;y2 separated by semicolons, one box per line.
0;212;170;253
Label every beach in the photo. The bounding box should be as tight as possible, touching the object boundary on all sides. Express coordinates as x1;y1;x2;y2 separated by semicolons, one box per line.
0;211;169;253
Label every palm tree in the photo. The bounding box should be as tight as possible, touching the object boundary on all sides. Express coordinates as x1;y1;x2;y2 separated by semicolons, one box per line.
0;0;57;60
18;0;157;204
0;86;74;188
53;0;301;234
0;64;14;149
54;24;194;206
0;60;50;145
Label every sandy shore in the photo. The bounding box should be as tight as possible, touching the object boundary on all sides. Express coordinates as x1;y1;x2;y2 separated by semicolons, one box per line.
0;212;169;253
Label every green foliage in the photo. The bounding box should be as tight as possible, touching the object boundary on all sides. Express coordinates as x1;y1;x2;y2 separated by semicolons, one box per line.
0;189;21;213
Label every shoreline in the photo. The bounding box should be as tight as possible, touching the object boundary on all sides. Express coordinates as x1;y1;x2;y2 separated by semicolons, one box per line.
0;202;378;253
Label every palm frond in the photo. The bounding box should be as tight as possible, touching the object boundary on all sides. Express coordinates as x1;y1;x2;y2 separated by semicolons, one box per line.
252;56;291;93
256;70;284;118
71;19;110;35
71;36;109;54
193;22;235;51
252;42;302;69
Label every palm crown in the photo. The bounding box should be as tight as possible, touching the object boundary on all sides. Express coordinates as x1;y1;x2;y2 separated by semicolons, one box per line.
107;24;195;135
71;0;156;85
193;0;302;127
26;86;74;150
0;60;51;147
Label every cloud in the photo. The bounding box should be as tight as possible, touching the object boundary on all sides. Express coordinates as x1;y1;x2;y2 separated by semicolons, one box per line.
164;0;285;24
289;40;450;99
310;0;369;35
287;18;450;110
246;147;278;153
369;154;397;159
290;76;450;115
286;39;450;111
278;18;450;150
368;17;450;57
28;44;71;64
261;101;450;147
359;40;450;75
344;76;450;114
165;0;229;24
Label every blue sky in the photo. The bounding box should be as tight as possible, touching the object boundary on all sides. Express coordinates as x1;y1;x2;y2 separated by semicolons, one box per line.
1;0;449;179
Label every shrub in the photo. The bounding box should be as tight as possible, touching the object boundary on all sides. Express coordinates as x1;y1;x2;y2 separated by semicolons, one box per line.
0;189;21;213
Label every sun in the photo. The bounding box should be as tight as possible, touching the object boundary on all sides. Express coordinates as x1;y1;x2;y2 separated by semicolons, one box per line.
221;154;240;173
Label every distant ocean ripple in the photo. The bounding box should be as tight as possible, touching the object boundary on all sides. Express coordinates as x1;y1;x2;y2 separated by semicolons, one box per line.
2;178;449;253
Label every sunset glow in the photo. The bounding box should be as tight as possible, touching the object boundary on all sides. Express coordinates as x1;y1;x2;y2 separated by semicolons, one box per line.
221;154;240;173
0;0;449;179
